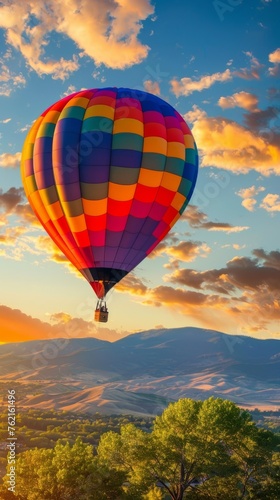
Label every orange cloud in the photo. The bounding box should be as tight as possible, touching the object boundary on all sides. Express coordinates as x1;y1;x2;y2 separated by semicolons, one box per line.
115;249;280;335
170;69;232;97
234;52;263;80
143;80;161;96
269;48;280;76
183;105;207;124
218;91;259;111
0;0;154;76
260;193;280;212
192;115;280;175
0;305;130;343
236;185;266;212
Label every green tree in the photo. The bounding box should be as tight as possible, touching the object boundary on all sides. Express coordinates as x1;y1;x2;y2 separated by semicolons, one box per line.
98;397;280;500
3;438;124;500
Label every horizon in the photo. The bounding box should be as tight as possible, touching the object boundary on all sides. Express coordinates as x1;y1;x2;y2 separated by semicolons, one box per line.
0;0;279;343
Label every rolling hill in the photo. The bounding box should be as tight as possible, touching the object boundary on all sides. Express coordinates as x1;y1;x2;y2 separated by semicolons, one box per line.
0;327;279;415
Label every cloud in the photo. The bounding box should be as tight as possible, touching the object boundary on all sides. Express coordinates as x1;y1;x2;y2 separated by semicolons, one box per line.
0;118;11;124
0;152;21;168
260;193;280;212
269;48;280;76
156;251;280;334
244;106;279;131
0;186;39;228
181;205;249;233
234;52;263;80
143;80;161;95
0;0;154;77
218;91;259;111
115;273;148;296
161;241;211;270
0;187;25;212
94;247;280;335
184;105;207;124
0;58;26;95
0;305;130;343
170;69;232;97
191;114;280;175
236;185;266;211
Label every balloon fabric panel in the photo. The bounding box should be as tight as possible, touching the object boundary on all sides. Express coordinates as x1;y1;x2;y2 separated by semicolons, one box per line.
21;88;198;299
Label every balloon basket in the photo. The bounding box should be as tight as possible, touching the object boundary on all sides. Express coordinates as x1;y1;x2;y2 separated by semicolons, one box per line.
94;299;108;323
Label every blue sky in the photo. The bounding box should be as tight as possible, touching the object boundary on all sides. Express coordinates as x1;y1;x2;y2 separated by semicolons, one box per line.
0;0;279;342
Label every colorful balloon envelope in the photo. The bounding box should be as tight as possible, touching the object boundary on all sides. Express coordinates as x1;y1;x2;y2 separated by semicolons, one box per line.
21;87;198;317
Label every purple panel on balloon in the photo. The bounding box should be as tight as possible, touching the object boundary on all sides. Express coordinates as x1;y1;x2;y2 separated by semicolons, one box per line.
24;158;34;177
140;218;159;235
35;168;55;190
114;246;130;265
79;164;110;184
53;158;80;184
132;234;156;251
81;131;112;150
79;148;111;167
56;118;82;135
125;216;145;234
34;137;53;155
91;246;105;264
118;232;137;249
33;152;53;173
104;247;118;261
111;149;142;168
105;231;123;247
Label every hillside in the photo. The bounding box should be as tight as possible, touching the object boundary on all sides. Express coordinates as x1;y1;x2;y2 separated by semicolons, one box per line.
0;327;279;415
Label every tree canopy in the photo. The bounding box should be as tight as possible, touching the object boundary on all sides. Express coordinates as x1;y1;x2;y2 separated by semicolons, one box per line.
1;397;279;499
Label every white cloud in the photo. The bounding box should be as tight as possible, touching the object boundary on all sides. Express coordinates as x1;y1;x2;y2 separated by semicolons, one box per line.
170;69;232;97
0;152;21;168
0;118;11;124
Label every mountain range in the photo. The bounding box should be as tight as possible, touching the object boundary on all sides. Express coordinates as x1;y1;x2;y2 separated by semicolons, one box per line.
0;327;279;415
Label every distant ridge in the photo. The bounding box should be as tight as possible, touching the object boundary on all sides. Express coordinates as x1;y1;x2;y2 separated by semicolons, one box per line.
0;327;279;415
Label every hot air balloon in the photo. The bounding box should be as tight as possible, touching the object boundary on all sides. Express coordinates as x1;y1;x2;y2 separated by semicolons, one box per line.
21;88;198;322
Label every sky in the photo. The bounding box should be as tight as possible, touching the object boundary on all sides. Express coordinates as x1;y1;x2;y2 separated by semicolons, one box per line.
0;0;279;343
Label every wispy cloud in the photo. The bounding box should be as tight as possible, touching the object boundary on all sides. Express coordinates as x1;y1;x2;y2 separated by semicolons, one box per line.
0;59;26;95
181;205;249;233
234;52;263;80
170;69;232;97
